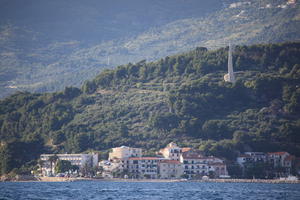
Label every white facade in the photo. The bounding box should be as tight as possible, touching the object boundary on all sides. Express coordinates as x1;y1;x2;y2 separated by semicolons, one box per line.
180;150;228;178
158;160;184;179
121;157;165;179
105;143;228;179
109;146;142;160
268;152;290;167
237;152;267;166
159;142;182;161
40;153;98;176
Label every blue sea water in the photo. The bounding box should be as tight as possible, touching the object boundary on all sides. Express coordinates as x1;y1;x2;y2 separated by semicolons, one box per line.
0;181;299;200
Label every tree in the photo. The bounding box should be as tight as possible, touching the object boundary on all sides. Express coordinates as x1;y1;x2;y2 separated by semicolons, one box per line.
48;155;59;175
55;160;72;174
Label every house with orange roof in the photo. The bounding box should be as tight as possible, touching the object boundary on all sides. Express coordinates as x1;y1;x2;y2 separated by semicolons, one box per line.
237;152;267;166
125;157;166;179
267;152;290;168
158;142;182;161
180;149;228;178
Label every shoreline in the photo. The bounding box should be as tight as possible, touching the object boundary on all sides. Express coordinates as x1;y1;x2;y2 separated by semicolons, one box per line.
2;176;300;184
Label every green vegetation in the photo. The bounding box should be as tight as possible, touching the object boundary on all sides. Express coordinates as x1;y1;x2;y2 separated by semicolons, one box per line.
1;41;300;175
55;160;78;174
1;0;299;98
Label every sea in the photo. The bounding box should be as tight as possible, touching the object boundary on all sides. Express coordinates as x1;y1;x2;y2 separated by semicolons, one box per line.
0;181;300;200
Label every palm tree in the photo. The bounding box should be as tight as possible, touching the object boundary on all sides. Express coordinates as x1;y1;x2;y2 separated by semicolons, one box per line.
48;154;59;175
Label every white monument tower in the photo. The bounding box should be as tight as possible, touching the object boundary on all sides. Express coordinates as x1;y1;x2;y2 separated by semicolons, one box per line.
224;43;235;83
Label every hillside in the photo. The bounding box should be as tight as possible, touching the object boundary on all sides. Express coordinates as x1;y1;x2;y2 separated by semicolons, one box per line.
1;41;300;175
1;0;300;98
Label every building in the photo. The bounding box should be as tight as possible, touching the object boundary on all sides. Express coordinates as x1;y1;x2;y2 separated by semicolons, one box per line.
108;146;142;160
180;149;228;178
122;157;165;179
237;152;267;166
210;163;228;178
267;152;290;168
40;153;98;176
159;142;182;161
158;160;184;179
104;144;228;179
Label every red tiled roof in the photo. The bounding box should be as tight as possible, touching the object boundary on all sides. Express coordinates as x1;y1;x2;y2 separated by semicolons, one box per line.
284;155;295;161
128;157;163;160
181;147;192;153
159;160;181;164
238;154;251;158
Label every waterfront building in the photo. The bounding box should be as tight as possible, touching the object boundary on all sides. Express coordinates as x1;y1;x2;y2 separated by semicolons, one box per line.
237;152;267;166
267;152;291;167
40;153;98;176
123;157;166;179
158;160;184;179
180;149;228;178
104;144;228;179
108;146;142;160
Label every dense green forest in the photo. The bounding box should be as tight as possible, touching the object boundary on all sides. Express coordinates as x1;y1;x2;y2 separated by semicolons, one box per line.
1;41;300;175
1;0;299;98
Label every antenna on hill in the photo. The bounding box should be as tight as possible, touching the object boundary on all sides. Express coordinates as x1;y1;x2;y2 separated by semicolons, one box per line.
224;42;235;83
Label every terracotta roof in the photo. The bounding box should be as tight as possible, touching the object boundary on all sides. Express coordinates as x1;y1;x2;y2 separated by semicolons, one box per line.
128;157;163;160
181;147;192;153
159;160;181;164
284;155;295;161
268;152;289;156
238;154;251;158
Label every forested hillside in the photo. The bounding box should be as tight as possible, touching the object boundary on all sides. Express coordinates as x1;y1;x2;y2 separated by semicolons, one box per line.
1;42;300;175
1;0;300;98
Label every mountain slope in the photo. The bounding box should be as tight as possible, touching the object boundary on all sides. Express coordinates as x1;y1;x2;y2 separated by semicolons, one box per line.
1;0;300;98
0;41;300;174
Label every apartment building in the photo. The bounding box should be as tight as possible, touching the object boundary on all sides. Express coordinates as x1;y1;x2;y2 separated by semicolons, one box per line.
159;142;182;161
40;153;98;176
109;146;142;160
122;157;165;179
104;144;228;179
158;160;184;179
237;152;267;166
180;149;228;178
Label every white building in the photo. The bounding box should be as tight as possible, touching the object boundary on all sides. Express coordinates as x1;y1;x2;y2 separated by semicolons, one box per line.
109;146;142;160
267;152;292;168
104;143;228;179
237;152;267;166
159;142;182;161
40;153;98;176
122;157;165;179
158;160;184;179
180;150;228;178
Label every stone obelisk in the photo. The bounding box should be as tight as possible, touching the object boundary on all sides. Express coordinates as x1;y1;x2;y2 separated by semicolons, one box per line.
224;43;235;83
